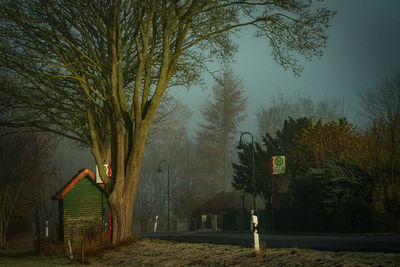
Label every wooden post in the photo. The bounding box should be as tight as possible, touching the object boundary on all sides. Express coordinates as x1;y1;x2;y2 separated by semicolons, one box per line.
81;240;85;263
67;239;73;260
108;207;112;240
45;220;49;238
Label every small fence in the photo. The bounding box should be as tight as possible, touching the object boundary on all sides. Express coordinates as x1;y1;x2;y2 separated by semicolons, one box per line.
134;212;253;233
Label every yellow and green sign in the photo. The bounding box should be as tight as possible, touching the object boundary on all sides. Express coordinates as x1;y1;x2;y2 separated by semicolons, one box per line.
272;156;285;175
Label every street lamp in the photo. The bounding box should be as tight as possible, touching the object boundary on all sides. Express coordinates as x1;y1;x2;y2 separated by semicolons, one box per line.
237;132;256;213
157;160;170;231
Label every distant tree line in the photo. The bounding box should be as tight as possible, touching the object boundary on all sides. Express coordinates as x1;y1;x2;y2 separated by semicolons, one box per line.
133;69;248;231
232;71;400;233
0;128;57;248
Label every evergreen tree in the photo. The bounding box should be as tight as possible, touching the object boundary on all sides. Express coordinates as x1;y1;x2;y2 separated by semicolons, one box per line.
232;117;311;201
275;117;312;176
291;160;373;232
232;142;271;200
195;69;247;193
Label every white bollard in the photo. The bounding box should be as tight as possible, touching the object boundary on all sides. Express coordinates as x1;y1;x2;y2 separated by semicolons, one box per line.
154;215;158;232
214;215;218;231
252;213;260;251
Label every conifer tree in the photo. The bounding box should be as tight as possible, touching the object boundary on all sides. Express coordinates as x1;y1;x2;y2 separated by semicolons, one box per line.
195;69;247;193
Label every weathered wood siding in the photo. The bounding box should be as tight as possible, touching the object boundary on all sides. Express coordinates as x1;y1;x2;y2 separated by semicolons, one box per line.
63;177;106;243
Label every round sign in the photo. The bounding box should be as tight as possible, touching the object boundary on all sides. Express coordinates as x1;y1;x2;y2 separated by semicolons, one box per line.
274;157;284;166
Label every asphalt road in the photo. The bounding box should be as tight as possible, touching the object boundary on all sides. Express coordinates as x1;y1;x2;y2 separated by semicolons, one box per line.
139;232;400;253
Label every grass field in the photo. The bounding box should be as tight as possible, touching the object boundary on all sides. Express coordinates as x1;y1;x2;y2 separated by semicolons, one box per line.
1;238;399;266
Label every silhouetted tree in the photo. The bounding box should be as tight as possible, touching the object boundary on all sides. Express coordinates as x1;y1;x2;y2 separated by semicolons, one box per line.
275;117;312;176
232;142;270;200
359;70;400;232
256;92;343;139
0;130;56;247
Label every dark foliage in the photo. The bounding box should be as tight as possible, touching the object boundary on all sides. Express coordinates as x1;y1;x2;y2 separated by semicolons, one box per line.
232;142;271;200
290;161;373;232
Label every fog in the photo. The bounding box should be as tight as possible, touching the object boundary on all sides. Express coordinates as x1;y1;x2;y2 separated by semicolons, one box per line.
172;0;400;131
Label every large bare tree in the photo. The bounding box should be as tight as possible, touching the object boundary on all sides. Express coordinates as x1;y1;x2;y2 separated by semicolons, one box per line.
0;0;335;243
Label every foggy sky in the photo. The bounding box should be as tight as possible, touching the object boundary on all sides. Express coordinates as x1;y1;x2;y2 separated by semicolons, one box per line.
173;0;400;132
56;0;400;182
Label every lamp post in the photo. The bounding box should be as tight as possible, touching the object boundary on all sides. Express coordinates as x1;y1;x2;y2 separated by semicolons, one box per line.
237;132;256;213
157;160;170;231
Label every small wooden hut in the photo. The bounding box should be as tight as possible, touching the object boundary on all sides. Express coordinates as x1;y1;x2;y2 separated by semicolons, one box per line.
51;168;109;244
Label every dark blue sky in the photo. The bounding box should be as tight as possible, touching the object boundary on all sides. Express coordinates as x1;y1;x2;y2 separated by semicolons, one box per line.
172;0;400;132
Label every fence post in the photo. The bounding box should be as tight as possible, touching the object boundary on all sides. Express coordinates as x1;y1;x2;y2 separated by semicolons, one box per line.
81;240;85;262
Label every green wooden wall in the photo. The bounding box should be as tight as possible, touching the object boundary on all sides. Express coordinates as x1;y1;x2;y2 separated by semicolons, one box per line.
63;177;107;243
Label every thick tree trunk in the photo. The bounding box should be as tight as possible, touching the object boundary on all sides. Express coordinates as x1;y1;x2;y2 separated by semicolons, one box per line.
108;157;146;243
109;191;135;243
107;121;150;244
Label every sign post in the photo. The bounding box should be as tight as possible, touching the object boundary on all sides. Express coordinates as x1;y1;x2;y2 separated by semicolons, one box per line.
272;156;285;174
271;156;285;231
